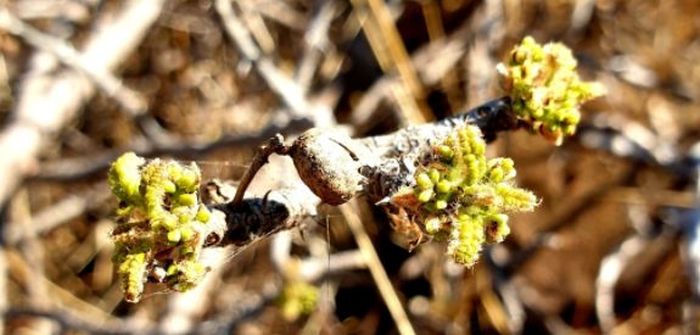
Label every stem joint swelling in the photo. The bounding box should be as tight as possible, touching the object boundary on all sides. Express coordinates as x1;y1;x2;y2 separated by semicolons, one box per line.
107;36;604;302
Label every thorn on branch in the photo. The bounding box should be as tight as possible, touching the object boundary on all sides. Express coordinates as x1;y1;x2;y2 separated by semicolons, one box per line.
231;134;290;207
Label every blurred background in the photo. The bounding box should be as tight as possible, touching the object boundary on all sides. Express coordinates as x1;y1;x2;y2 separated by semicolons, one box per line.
1;0;699;334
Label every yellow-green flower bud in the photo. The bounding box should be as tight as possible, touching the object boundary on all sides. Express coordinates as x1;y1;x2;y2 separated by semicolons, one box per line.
196;206;211;223
176;167;200;192
278;281;319;321
390;125;539;268
418;189;434;203
495;184;538;211
108;153;212;302
447;217;485;266
498;36;605;145
177;193;197;207
167;229;182;243
171;260;206;292
180;227;194;241
154;214;178;231
118;252;147;303
428;168;440;184
108;152;145;202
437;145;453;159
415;173;433;189
181;246;195;255
162;180;177;194
436;180;452;193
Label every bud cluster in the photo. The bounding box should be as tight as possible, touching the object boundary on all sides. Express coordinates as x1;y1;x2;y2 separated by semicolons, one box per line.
391;126;538;266
497;36;605;145
108;152;221;302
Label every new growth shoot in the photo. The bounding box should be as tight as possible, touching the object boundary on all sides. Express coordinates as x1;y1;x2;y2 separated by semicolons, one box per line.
389;126;538;266
109;153;226;302
497;36;606;145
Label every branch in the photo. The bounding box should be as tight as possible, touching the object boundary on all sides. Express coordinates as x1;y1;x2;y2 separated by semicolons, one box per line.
214;0;309;118
0;9;145;120
4;306;143;335
33;117;314;181
108;36;602;302
212;97;517;249
0;0;166;206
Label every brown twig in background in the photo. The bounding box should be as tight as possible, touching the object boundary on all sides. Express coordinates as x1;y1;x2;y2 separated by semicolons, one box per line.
341;201;417;335
7;189;56;333
0;0;166;207
5;183;111;244
350;0;430;124
215;0;311;119
0;246;6;335
349;15;480;133
4;306;143;335
33;117;314;181
294;0;340;93
0;8;143;114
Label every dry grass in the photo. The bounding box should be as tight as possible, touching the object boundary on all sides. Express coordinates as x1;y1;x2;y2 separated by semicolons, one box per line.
1;0;699;334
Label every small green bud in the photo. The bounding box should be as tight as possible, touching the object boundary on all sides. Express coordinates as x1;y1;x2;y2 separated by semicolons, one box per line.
171;260;206;292
436;180;452;193
428;169;441;183
180;227;194;241
489;168;504;183
177;193;197;207
415;173;433;189
167;229;182;243
177;212;191;224
176;168;200;192
162;180;177;194
108;152;145;201
437;145;453;159
417;189;434;203
488;158;516;182
172;204;192;216
435;199;448;210
196;206;211;223
181;246;195;255
152;213;177;231
278;281;319;321
162;214;178;230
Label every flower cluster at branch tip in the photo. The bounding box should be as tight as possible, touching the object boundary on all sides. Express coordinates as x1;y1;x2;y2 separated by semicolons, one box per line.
391;126;538;266
497;36;606;145
109;152;222;303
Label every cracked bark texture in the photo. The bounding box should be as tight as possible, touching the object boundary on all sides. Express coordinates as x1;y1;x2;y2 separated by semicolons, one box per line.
211;97;519;250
